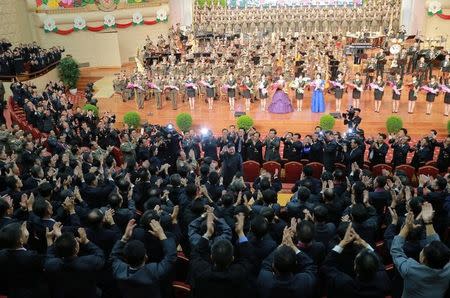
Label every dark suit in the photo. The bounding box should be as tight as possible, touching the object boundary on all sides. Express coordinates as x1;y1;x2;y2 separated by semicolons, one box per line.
257;248;317;298
0;248;46;298
110;238;177;298
314;222;336;249
80;179;116;208
246;139;263;163
391;143;410;167
321;249;391;298
344;146;364;170
190;237;253;298
323;141;338;172
44;242;105;298
368;142;388;165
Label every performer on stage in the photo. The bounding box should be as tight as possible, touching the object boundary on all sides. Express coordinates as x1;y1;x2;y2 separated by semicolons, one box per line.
416;57;428;84
311;73;325;113
441;54;450;84
185;73;197;110
267;74;294;114
204;73;215;110
291;73;306;112
152;74;163;110
242;75;254;111
226;73;237;111
166;76;179;110
375;49;386;78
258;74;269;111
134;76;145;110
425;75;439;115
407;74;419;114
442;79;450;117
349;72;363;109
372;75;384;113
332;72;345;112
391;73;402;113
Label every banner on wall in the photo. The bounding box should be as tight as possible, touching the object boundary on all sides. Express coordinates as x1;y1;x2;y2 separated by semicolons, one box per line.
36;0;151;11
43;9;168;35
427;0;450;20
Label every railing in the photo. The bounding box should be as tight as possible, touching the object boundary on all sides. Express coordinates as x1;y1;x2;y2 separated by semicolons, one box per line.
0;60;60;82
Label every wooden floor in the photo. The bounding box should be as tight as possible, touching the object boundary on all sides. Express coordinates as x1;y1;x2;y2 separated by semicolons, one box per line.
96;87;449;138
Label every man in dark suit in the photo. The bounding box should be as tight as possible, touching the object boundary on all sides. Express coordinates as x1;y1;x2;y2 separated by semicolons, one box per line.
79;171;116;208
190;213;253;298
367;133;388;165
44;228;105;298
0;222;47;298
263;129;281;162
110;219;177;298
293;165;321;195
296;220;326;265
343;139;364;171
323;132;338;172
321;224;391;298
369;176;391;224
220;143;243;187
257;226;317;298
313;205;336;249
246;131;263;163
391;136;410;168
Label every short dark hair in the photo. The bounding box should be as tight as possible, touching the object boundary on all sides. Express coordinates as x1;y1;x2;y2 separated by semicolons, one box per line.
54;233;78;258
273;245;296;274
375;176;387;188
303;165;313;177
262;189;277;205
423;241;450;269
297;187;311;202
108;193;123;209
313;205;328;222
211;239;234;270
123;240;147;268
0;198;11;217
0;222;22;249
250;215;269;239
351;203;368;223
297;220;315;244
354;249;380;282
32;198;50;218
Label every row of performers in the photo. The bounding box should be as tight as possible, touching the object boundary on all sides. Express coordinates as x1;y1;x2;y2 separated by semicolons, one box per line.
124;72;450;115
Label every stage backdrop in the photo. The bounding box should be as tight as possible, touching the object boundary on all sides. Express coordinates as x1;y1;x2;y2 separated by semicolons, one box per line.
226;0;363;7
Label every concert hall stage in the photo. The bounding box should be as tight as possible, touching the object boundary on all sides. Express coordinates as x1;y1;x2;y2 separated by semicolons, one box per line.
96;89;448;138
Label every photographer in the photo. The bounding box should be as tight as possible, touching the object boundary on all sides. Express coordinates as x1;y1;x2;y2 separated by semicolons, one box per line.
343;107;362;132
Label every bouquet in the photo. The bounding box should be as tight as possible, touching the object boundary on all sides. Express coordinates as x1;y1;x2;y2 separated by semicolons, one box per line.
164;85;179;91
369;83;383;91
126;83;144;91
388;82;401;95
421;85;438;94
185;82;198;90
441;85;450;93
147;82;161;92
330;80;345;89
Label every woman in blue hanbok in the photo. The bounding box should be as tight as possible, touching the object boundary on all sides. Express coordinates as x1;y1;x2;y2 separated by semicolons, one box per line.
311;73;325;113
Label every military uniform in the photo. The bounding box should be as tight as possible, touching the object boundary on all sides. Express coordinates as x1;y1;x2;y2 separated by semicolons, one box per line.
167;79;179;109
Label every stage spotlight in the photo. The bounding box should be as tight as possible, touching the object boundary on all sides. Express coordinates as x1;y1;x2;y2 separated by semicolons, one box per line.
200;127;209;136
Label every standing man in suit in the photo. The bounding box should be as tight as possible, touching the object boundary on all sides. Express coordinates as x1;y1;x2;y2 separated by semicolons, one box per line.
343;139;364;171
391;136;410;168
323;131;338;172
263;128;281;162
367;133;388;165
220;143;243;187
246;131;263;163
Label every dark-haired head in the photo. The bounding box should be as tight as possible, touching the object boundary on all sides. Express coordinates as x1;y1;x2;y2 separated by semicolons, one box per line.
211;239;234;270
354;249;380;282
273;245;296;274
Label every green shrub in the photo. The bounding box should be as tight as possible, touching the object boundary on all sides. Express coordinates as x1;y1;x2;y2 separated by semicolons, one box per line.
447;120;450;134
386;116;403;134
236;115;254;131
123;111;141;128
176;113;193;132
57;56;80;89
82;104;98;116
319;114;336;131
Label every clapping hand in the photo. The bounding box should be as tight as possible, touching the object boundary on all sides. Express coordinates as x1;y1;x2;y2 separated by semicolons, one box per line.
149;220;167;240
122;219;137;242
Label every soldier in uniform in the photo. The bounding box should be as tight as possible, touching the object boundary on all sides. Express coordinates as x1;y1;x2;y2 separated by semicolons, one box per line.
263;129;281;162
135;76;145;110
397;48;408;79
391;73;402;113
440;54;450;83
407;74;420;114
416;56;428;84
153;74;163;110
166;76;179;110
375;49;386;78
407;42;419;74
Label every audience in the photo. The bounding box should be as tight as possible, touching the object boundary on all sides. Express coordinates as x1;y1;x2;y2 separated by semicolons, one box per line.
0;77;449;298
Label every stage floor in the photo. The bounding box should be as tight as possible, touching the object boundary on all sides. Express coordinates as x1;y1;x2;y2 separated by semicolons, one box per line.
96;89;449;138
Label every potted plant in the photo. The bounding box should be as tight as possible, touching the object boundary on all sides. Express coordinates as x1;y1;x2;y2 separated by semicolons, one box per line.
123;111;141;129
447;120;450;134
82;104;99;117
236;115;254;131
386;116;403;134
176;113;193;132
319;114;336;131
58;55;80;95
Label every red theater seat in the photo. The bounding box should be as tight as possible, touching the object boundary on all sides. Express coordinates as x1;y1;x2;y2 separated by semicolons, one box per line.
306;162;324;179
284;161;303;183
262;161;282;176
418;166;439;178
373;164;392;176
242;160;260;183
173;281;191;298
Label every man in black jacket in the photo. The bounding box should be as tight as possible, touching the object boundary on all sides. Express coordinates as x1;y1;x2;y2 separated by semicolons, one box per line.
391;136;410;168
323;132;338;172
367;133;388;165
44;228;105;298
190;213;253;298
321;224;391;298
110;219;177;298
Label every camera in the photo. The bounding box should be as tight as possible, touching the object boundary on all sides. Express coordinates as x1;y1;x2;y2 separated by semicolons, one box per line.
342;107;355;121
